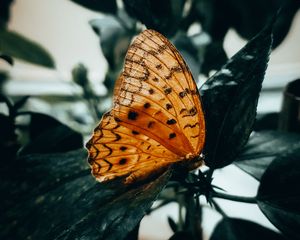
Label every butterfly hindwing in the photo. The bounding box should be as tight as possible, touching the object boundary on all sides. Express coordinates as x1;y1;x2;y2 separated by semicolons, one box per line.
87;113;178;183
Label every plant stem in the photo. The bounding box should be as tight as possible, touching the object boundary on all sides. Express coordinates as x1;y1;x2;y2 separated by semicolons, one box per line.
212;191;257;203
211;199;227;217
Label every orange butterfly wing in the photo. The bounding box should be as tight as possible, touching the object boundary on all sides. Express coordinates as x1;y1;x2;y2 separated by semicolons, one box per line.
86;29;205;184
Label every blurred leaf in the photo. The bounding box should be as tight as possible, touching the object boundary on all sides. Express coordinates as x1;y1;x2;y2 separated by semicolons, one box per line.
0;93;13;109
123;0;186;37
201;41;228;75
169;231;193;240
72;63;88;87
71;0;117;14
257;147;300;239
193;0;230;42
193;0;299;49
168;216;178;233
0;113;19;160
90;16;133;71
0;53;13;65
0;149;171;239
0;0;14;27
0;29;55;68
19;113;83;154
200;19;273;169
210;217;284;240
0;113;14;141
173;33;200;80
13;96;29;112
235;131;300;181
253;112;279;131
223;0;300;49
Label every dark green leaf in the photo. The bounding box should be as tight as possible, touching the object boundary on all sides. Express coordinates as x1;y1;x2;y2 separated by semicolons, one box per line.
278;79;300;133
169;231;193;240
222;0;300;49
0;93;13;109
253;112;279;131
0;0;14;27
210;217;284;240
200;20;273;169
0;113;19;160
90;16;133;71
71;0;117;14
56;171;170;240
19;112;83;154
257;147;300;239
235;130;300;181
0;53;13;65
201;41;228;75
123;0;185;37
0;148;171;239
0;29;55;68
192;0;300;49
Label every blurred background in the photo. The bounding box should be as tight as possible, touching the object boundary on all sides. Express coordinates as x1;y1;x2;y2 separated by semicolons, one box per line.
1;0;300;239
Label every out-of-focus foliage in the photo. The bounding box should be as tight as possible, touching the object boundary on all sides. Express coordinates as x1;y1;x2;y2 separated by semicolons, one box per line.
0;0;55;68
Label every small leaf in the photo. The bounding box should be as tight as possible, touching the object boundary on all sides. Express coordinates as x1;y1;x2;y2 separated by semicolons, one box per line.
0;53;13;65
0;29;55;68
0;0;14;27
210;217;284;240
168;216;178;233
19;113;83;154
71;0;117;14
13;96;30;111
123;0;185;37
90;16;133;71
200;19;273;169
257;147;300;239
0;94;13;109
235;130;300;181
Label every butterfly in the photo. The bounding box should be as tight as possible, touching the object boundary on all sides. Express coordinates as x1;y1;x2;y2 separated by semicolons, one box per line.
86;29;205;184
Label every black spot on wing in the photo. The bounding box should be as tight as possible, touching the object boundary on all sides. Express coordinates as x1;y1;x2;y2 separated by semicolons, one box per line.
166;103;172;110
119;158;127;165
167;119;177;125
128;111;138;120
169;133;176;139
120;146;127;151
132;130;139;135
144;102;151;108
164;88;172;95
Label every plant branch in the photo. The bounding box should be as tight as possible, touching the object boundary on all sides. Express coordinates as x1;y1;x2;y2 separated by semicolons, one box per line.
212;191;257;203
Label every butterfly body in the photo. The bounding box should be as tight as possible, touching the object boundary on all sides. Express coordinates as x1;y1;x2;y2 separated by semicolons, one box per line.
86;29;205;184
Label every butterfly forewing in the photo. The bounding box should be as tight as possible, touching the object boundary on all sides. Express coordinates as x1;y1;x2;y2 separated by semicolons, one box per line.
113;29;205;156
